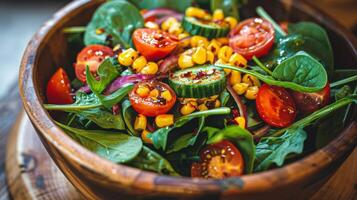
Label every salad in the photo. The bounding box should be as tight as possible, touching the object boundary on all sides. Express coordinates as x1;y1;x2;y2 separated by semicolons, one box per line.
44;0;357;178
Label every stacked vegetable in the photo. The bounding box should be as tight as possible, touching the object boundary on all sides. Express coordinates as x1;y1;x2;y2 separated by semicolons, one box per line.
45;0;357;178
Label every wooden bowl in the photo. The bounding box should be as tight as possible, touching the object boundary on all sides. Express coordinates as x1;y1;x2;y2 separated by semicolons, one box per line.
19;0;357;199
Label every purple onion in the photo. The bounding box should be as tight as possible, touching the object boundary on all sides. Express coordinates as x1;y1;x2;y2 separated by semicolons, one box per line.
142;8;183;24
159;54;178;73
227;84;248;127
252;125;271;141
105;74;155;94
77;85;91;94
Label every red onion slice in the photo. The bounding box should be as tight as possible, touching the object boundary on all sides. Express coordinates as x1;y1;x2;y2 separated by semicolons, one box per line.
227;84;248;127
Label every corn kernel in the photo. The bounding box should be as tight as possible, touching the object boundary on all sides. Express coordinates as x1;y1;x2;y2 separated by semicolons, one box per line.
215;58;230;74
242;74;261;87
141;129;152;144
149;89;159;98
233;83;249;95
178;32;190;40
229;71;242;85
229;53;247;68
198;104;208;111
178;54;194;69
192;47;207;65
214;100;221;108
180;103;196;115
216;37;229;45
206;51;215;64
213;9;224;21
136;85;150;97
118;48;138;67
134;114;147;131
161;90;172;101
191;36;209;47
132;56;147;72
207;40;221;55
140;62;158;75
145;21;159;29
186;7;206;19
189;101;198;107
218;46;233;62
245;86;259;100
95;28;105;35
225;17;238;29
169;23;183;35
234;117;246;129
155;114;174;128
161;17;178;31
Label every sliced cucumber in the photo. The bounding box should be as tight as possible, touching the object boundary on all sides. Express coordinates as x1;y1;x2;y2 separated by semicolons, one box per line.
182;17;230;39
169;65;226;98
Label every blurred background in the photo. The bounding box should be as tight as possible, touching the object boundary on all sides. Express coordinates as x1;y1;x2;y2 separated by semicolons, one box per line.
0;0;356;98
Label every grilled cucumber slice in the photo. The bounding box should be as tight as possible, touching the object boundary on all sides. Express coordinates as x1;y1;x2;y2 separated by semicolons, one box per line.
169;65;226;98
182;17;230;39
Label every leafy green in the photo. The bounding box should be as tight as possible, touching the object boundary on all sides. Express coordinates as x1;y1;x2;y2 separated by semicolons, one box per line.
128;146;179;176
219;89;231;106
254;126;307;171
45;92;101;111
84;0;144;48
129;0;193;12
211;0;239;19
99;84;134;109
121;99;139;136
57;122;142;163
204;125;256;173
334;85;352;101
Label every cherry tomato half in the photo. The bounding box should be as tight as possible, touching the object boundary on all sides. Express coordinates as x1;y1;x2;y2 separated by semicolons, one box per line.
291;83;330;115
75;45;114;82
191;140;244;179
46;68;73;104
129;81;177;117
229;18;275;60
133;28;178;61
256;84;297;128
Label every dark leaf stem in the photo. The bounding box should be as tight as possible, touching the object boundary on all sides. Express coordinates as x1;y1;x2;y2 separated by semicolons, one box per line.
252;56;273;76
330;75;357;88
256;6;286;37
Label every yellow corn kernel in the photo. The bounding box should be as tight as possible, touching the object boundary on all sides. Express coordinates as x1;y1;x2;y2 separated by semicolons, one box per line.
161;17;178;31
213;9;224;21
216;37;229;45
178;32;190;40
161;90;172;101
155;114;174;128
242;74;261;87
145;21;159;29
169;23;183;35
134;114;147;131
229;71;242;85
189;100;198;107
225;17;238;29
198;104;208;111
180;103;196;115
214;100;221;108
234;117;246;129
218;46;233;62
136;85;150;97
206;51;215;64
178;54;194;69
232;83;249;95
140;62;158;75
229;53;247;68
207;40;221;55
132;56;147;72
192;47;207;65
149;89;159;98
186;7;206;19
190;36;209;48
245;86;259;100
118;48;138;67
141;129;152;144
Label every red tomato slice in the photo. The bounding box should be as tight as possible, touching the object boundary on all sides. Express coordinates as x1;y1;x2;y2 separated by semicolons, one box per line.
129;81;177;116
291;83;330;115
140;9;157;22
46;68;73;104
75;45;114;82
191;140;244;179
133;28;178;61
229;18;275;60
256;84;297;128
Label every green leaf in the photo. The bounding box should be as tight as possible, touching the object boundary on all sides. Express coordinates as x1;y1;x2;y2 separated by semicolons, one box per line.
128;146;179;176
211;0;239;19
57;122;142;163
129;0;194;12
44;92;101;111
219;89;230;106
99;84;134;109
84;0;144;48
254;126;307;172
204;125;256;173
121;99;139;136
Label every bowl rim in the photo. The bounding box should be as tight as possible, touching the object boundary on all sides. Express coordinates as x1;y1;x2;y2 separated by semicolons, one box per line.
19;0;357;196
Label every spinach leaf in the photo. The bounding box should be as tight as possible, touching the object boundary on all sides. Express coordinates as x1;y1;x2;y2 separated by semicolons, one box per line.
254;126;307;172
45;92;101;111
204;125;255;173
129;0;193;12
128;146;179;176
150;107;231;151
84;0;144;48
219;89;231;106
121;99;139;136
99;84;134;109
57;122;142;163
211;0;239;19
